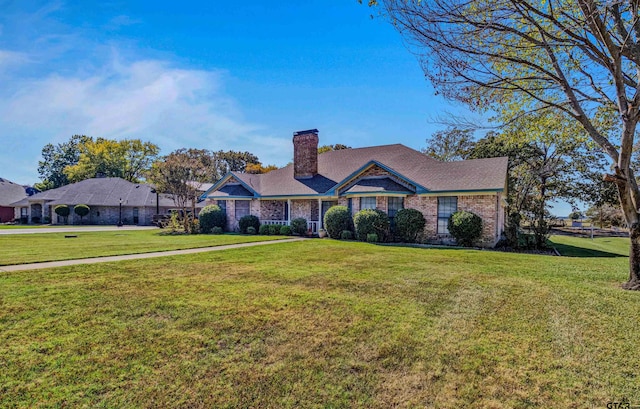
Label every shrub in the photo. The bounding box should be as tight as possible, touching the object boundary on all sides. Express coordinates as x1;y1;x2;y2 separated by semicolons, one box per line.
268;224;281;235
32;217;41;224
280;225;292;236
341;230;353;240
394;208;426;243
239;215;260;234
74;204;90;223
366;233;379;243
246;226;257;235
259;224;271;235
448;210;483;247
323;206;353;239
290;218;308;236
211;226;224;235
54;205;70;224
188;218;200;234
354;209;390;242
199;205;226;233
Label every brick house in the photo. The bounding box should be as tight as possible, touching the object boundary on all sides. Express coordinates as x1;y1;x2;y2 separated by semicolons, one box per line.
0;178;28;223
202;129;509;247
10;177;196;225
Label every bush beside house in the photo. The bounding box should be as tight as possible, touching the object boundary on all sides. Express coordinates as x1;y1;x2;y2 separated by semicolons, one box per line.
394;208;426;243
239;215;260;234
199;205;226;233
354;209;390;242
323;206;353;239
448;210;483;247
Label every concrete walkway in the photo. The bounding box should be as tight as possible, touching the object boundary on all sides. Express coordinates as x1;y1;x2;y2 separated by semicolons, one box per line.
0;238;305;272
0;226;158;235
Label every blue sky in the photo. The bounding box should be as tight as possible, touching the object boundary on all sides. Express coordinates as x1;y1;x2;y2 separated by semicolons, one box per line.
0;1;573;215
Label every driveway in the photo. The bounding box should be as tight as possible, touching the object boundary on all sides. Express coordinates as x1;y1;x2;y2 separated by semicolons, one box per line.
0;226;159;235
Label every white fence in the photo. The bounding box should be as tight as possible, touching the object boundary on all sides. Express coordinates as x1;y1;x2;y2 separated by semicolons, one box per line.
261;220;319;234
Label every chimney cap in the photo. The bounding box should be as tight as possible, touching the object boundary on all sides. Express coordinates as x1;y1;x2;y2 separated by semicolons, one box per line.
293;129;319;136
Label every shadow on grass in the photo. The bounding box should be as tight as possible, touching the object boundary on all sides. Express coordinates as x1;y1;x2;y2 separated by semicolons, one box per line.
551;242;627;258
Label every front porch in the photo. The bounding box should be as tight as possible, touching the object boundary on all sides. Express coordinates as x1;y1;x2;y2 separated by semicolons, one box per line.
259;198;337;234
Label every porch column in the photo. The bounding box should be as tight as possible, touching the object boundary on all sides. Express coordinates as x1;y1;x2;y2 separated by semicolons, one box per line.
318;198;322;230
287;199;291;225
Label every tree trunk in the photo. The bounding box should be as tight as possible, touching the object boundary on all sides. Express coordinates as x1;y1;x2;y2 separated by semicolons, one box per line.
623;223;640;290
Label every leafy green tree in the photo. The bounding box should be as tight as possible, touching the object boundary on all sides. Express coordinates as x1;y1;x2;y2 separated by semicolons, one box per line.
365;0;640;288
37;135;91;190
318;144;351;154
64;138;159;183
423;127;475;161
211;150;260;180
148;148;216;232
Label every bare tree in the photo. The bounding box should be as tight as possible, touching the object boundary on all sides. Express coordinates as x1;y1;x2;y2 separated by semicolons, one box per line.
368;0;640;289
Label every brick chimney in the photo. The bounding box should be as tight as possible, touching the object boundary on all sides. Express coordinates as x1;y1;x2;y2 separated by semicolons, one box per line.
293;129;319;179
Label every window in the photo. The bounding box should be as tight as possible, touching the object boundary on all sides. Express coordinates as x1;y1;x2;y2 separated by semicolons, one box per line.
235;200;250;220
360;197;376;210
347;198;352;214
217;200;227;211
387;197;404;218
437;197;458;234
133;207;139;224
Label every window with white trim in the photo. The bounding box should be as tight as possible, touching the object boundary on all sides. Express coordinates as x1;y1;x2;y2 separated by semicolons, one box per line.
437;197;458;234
235;200;250;220
360;197;376;210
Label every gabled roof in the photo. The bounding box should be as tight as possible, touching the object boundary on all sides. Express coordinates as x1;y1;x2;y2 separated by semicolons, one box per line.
10;177;180;207
203;143;508;199
0;178;28;206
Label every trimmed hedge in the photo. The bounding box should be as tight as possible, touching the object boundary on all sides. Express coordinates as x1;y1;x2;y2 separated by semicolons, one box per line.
211;226;224;235
239;215;260;234
258;224;271;235
280;225;292;236
246;226;257;235
199;205;226;233
354;209;390;242
268;224;281;235
54;205;70;218
290;218;308;236
323;206;353;239
448;210;483;247
366;233;379;243
394;208;426;243
74;204;90;220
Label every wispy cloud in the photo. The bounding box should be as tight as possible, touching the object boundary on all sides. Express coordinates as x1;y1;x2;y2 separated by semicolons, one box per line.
0;55;292;182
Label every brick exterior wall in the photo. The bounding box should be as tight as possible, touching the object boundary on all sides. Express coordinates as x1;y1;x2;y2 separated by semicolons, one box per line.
402;194;502;247
260;200;286;220
293;130;318;179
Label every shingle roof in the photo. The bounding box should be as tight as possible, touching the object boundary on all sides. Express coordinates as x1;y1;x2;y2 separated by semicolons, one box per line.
207;144;508;198
0;178;27;206
343;177;415;194
10;178;184;207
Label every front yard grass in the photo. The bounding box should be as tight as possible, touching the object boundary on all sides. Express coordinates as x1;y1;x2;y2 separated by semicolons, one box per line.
1;238;638;407
0;230;286;266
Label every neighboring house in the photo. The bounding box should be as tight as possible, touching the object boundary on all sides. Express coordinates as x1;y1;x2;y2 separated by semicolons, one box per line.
10;177;199;225
0;178;28;223
202;129;509;247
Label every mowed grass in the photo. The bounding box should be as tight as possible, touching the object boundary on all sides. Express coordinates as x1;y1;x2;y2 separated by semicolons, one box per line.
550;235;629;257
0;230;286;265
1;238;639;408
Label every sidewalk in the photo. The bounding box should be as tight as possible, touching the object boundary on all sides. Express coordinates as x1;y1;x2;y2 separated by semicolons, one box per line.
0;226;158;235
0;238;305;272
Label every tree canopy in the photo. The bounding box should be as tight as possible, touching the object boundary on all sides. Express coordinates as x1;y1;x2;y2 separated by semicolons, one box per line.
368;0;640;289
37;135;91;190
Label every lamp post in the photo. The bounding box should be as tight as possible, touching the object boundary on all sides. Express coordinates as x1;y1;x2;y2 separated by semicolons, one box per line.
118;198;123;227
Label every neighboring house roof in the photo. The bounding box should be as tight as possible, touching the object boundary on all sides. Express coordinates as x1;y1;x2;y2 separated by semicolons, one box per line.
204;144;508;199
9;177;203;208
0;178;28;206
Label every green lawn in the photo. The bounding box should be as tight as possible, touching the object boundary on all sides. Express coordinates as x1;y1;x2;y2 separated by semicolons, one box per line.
550;235;629;257
1;237;638;407
0;230;286;265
